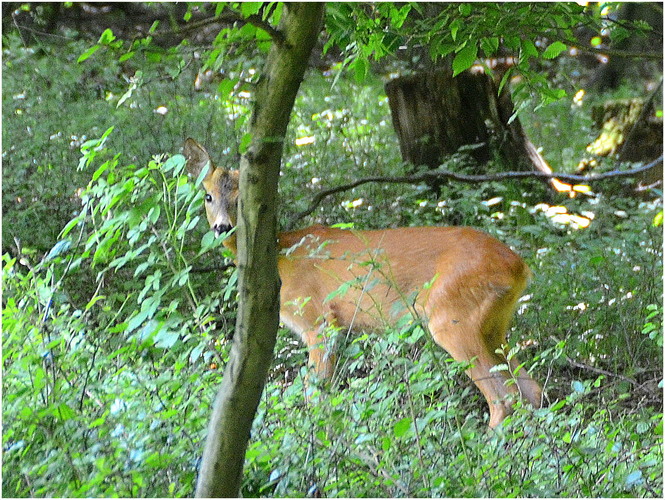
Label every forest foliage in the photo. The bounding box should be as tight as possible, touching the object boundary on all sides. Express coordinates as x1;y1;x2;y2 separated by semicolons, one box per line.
2;2;663;497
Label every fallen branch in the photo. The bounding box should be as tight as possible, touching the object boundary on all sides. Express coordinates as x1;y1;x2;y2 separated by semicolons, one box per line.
290;155;663;223
565;355;638;386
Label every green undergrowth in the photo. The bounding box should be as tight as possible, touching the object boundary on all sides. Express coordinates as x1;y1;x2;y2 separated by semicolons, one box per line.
3;29;662;497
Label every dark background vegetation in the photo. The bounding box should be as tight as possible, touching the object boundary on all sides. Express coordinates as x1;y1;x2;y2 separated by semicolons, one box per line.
2;2;663;497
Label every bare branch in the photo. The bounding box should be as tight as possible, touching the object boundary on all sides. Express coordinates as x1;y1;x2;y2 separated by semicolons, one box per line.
565;40;664;60
290;156;663;224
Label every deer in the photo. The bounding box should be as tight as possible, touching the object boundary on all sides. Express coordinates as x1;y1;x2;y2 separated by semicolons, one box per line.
183;138;543;428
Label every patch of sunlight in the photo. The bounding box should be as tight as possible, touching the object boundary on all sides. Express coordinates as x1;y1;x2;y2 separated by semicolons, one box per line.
295;135;315;146
533;203;594;229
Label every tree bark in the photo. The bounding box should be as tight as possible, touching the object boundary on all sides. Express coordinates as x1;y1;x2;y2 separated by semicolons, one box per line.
586;91;663;191
385;68;570;192
194;4;324;497
385;70;493;169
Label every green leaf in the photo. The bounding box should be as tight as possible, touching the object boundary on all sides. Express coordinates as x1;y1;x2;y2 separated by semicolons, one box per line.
480;37;499;57
148;205;161;224
238;22;257;38
542;41;567;59
128;308;151;333
77;44;100;63
520;39;538;60
89;416;107;429
163;152;185;173
353;57;369;83
92;229;120;265
449;19;461;42
98;28;115;45
190;343;205;363
119;51;135;63
452;44;478;76
100;126;115;142
239;132;252;154
241;2;262;17
610;26;630;45
92;160;110;182
146;51;161;64
224;268;238;301
393;417;411;438
504;35;521;50
44;239;72;261
458;3;472;16
625;470;643;488
506;345;520;360
60;218;81;238
551;399;566;411
217;78;237;100
85;295;106;311
138;319;160;342
154;327;180;349
589;255;605;265
270;2;283;24
325;281;353;303
490;363;509;372
201;231;216;251
389;4;411;29
56;403;76;421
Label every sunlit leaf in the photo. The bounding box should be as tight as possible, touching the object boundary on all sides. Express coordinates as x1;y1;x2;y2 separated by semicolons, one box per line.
241;2;262;18
77;44;100;63
542;41;567;59
393;417;411;437
98;29;115;45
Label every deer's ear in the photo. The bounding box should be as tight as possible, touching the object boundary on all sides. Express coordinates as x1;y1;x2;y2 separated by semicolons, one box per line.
184;138;213;179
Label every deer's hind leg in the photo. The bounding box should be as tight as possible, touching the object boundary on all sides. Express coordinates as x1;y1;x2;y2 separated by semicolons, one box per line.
426;279;542;428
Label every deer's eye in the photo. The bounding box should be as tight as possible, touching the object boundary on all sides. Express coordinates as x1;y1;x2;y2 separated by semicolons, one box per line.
205;194;213;203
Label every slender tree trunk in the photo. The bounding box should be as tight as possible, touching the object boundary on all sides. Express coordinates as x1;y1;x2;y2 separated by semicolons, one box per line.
194;4;324;497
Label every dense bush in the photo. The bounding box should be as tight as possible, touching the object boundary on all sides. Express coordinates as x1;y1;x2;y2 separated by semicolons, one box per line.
2;21;662;498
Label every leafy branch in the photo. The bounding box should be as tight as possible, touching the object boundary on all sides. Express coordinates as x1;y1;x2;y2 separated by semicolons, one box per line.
218;10;286;46
150;6;286;46
290;156;663;224
555;36;663;60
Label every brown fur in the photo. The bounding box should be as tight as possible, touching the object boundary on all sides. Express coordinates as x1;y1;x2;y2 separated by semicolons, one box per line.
184;138;542;427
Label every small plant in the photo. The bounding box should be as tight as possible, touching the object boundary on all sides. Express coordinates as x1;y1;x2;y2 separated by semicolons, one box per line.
2;130;236;496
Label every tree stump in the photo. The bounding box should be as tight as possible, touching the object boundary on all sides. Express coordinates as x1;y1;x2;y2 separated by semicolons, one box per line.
385;68;569;192
587;96;663;190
